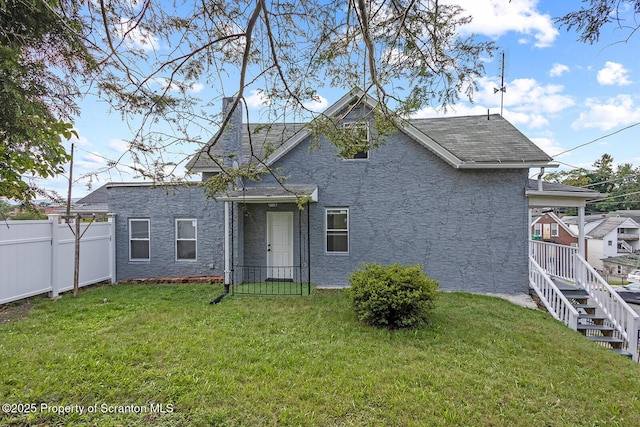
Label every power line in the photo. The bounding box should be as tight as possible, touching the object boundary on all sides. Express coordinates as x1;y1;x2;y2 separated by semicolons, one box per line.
586;190;640;204
553;121;640;159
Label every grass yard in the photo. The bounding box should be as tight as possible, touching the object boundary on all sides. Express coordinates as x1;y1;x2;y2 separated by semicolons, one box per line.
1;283;640;426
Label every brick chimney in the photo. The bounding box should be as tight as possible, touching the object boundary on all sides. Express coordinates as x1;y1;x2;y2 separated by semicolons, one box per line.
221;97;243;168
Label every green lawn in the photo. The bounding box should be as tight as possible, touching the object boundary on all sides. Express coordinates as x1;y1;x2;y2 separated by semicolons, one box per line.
1;283;640;426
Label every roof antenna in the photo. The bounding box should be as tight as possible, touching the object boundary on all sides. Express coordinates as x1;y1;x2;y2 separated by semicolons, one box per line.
493;50;507;116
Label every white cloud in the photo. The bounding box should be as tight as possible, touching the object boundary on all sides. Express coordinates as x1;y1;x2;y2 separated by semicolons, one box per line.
549;63;570;77
412;75;574;129
446;0;558;48
597;61;632;86
303;94;329;112
412;102;489;118
572;95;640;130
117;18;159;52
69;133;90;147
149;78;204;93
76;151;108;170
244;90;271;108
530;137;566;157
108;139;130;154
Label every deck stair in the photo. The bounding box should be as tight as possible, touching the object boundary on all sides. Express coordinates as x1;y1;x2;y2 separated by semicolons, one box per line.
554;279;634;358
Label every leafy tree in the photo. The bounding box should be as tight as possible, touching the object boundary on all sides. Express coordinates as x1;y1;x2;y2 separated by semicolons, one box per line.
0;199;13;214
4;1;497;197
557;0;640;44
69;0;495;190
546;154;640;212
1;0;94;204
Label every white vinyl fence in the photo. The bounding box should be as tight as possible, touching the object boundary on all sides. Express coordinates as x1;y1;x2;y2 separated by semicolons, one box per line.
0;214;115;304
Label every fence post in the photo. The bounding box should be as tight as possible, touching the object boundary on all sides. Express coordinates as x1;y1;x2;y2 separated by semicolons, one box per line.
48;214;60;298
108;213;116;284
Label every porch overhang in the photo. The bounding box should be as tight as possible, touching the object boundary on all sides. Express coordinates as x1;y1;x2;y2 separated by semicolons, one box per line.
218;185;318;204
526;179;604;208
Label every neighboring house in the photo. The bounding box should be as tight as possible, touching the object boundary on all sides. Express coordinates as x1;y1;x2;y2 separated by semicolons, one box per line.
608;210;640;224
531;212;586;257
71;184;110;214
585;216;640;271
108;88;558;294
602;253;640;280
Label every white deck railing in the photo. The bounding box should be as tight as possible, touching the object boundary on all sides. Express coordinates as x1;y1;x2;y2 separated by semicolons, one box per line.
530;240;639;362
529;256;579;330
529;240;577;282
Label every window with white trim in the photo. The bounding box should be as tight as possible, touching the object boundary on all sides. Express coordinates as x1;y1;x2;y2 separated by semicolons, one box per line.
326;208;349;253
342;122;369;159
533;223;542;237
176;219;197;261
129;219;150;261
551;223;559;237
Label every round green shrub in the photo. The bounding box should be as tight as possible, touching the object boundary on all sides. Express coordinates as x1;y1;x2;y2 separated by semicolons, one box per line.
347;263;438;329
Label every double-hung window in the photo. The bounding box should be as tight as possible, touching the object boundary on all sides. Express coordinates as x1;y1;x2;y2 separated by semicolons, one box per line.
326;208;349;253
551;223;559;237
342;122;369;159
533;223;542;237
129;219;150;261
176;219;197;261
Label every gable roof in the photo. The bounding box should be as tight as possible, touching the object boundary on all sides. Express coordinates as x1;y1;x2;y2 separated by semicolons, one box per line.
188;88;555;173
531;211;578;237
587;216;640;239
70;184;109;214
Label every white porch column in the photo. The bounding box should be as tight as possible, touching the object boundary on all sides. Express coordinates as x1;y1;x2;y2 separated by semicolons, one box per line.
577;206;586;285
224;201;231;285
578;206;586;260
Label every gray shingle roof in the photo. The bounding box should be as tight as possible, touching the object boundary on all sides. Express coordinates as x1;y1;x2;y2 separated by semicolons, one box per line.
188;123;306;170
525;180;602;194
410;114;551;163
588;217;631;239
187;97;553;171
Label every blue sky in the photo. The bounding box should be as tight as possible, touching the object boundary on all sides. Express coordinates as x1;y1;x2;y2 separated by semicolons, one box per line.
42;0;640;199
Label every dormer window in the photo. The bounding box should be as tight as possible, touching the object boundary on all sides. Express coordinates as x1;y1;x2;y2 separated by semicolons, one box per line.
342;122;370;160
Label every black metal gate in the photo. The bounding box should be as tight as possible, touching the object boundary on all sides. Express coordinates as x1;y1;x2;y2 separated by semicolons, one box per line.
231;265;311;295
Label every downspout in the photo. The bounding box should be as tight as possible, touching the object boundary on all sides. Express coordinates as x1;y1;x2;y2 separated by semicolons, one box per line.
537;167;545;191
211;201;231;304
211;97;242;304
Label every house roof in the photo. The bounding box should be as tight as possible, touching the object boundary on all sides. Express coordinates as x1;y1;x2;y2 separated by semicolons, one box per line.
218;185;318;203
525;179;605;208
601;253;640;268
188;88;555;173
70;184;109;213
531;211;578;238
409;115;551;164
587;216;638;239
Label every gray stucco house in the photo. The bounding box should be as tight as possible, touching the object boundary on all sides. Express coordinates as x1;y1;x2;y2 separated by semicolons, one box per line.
108;88;555;294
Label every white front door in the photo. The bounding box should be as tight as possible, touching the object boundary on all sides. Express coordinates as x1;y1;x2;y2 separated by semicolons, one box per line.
267;211;294;279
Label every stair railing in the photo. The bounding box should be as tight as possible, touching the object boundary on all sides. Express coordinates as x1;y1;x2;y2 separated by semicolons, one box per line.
529;255;579;330
574;254;639;362
529;240;578;282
